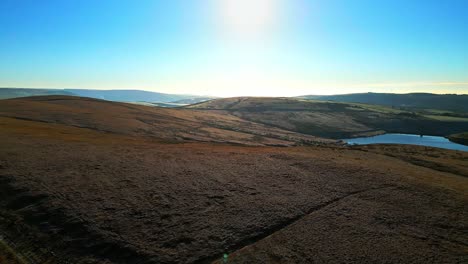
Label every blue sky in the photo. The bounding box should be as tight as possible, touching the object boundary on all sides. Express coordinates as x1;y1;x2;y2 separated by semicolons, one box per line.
1;0;467;96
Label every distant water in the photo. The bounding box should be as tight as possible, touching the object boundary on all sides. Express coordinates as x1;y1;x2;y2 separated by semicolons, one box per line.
344;133;468;152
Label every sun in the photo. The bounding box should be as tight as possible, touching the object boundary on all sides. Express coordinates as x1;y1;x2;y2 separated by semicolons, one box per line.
214;0;282;39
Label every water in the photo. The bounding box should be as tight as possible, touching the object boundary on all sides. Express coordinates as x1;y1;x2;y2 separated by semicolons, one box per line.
344;133;468;152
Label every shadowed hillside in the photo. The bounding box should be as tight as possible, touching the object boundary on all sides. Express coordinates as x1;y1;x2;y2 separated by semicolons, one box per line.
188;97;468;139
300;92;468;113
448;132;468;146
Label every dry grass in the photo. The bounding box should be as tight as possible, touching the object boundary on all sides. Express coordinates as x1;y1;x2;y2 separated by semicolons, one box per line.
0;96;333;146
0;96;467;263
189;97;468;138
0;240;27;264
448;132;468;146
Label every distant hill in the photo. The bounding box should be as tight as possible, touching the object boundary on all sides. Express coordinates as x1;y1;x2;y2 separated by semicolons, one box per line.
64;89;207;103
170;97;215;105
0;88;75;99
0;88;213;103
299;93;468;113
189;97;468;138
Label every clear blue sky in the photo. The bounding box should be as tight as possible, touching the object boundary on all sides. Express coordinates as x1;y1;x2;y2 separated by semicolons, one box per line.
1;0;467;96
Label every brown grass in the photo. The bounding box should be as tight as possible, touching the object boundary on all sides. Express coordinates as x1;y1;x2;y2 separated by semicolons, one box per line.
0;96;467;263
0;96;333;146
189;97;468;138
0;240;27;264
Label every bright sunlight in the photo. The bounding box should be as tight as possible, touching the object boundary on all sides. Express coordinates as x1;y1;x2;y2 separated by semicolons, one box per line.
213;0;283;39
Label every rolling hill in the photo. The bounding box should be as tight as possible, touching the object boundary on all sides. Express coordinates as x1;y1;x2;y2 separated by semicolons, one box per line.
0;95;467;263
0;88;214;104
188;97;468;139
64;89;214;103
299;92;468;113
0;88;75;99
0;96;331;146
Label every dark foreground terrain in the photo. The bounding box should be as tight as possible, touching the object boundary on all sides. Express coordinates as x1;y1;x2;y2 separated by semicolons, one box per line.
0;96;467;263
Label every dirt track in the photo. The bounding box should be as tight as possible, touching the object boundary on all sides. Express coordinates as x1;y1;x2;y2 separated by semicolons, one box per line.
0;97;467;263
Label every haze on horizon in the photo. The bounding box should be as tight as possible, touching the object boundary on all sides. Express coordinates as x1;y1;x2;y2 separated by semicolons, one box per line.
1;0;467;97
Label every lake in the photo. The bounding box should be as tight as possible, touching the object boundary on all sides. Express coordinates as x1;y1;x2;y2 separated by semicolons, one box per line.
344;133;468;152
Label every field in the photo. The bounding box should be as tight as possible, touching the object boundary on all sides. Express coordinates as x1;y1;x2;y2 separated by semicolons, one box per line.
0;96;467;263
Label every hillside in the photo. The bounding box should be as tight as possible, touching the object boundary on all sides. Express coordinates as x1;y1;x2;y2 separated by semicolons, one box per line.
0;88;214;104
0;95;467;263
300;92;468;113
0;96;467;263
0;96;331;146
188;97;468;138
448;132;468;146
170;97;216;105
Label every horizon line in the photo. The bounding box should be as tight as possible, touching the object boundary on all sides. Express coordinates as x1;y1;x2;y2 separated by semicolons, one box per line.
1;86;467;97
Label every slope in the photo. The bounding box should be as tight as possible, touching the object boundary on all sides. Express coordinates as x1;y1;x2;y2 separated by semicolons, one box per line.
300;92;468;113
0;116;466;264
188;97;468;139
0;95;331;146
0;96;466;263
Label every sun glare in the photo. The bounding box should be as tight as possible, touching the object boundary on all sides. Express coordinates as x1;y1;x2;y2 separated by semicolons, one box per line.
214;0;282;39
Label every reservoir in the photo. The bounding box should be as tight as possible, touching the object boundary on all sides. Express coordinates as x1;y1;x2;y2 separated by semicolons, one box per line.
344;133;468;152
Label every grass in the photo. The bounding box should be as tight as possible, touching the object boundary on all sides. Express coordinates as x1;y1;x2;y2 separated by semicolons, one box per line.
191;97;468;138
424;115;468;122
348;102;407;114
447;132;468;146
420;108;455;114
0;239;27;264
1;95;468;263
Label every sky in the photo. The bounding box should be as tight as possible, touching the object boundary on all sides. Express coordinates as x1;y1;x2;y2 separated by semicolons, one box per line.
1;0;467;97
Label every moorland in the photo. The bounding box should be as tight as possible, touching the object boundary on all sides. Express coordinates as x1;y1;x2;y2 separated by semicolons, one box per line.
0;95;467;263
